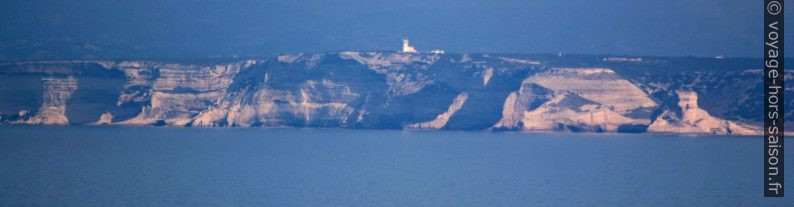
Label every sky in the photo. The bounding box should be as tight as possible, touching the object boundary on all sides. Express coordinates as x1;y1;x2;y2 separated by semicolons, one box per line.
0;0;789;60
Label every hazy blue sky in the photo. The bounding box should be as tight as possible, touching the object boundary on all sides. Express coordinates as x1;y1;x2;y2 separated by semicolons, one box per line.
0;0;788;60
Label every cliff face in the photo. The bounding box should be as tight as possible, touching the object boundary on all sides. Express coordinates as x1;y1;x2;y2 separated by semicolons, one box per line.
0;52;788;135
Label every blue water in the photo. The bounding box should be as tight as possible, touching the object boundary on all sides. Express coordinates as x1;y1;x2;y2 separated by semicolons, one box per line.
0;126;790;206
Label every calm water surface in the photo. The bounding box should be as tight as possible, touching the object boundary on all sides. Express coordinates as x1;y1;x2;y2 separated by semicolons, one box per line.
0;126;790;206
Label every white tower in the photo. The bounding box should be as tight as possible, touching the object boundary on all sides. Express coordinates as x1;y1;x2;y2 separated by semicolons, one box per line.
402;39;417;53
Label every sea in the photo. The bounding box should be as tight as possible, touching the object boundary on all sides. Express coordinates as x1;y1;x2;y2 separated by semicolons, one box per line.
0;126;790;206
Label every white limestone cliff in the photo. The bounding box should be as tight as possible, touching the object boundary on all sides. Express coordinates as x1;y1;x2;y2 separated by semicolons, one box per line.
494;68;654;132
648;91;761;135
22;77;78;125
0;53;769;136
525;68;657;114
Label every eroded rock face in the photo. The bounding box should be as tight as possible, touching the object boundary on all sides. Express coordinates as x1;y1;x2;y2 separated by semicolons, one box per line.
648;91;760;135
339;51;441;96
525;68;657;114
22;77;78;124
494;68;656;133
406;92;469;130
0;52;779;135
201;79;361;127
493;82;551;129
118;62;244;126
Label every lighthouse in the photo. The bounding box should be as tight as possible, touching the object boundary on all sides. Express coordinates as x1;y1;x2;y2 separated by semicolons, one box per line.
402;39;417;53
